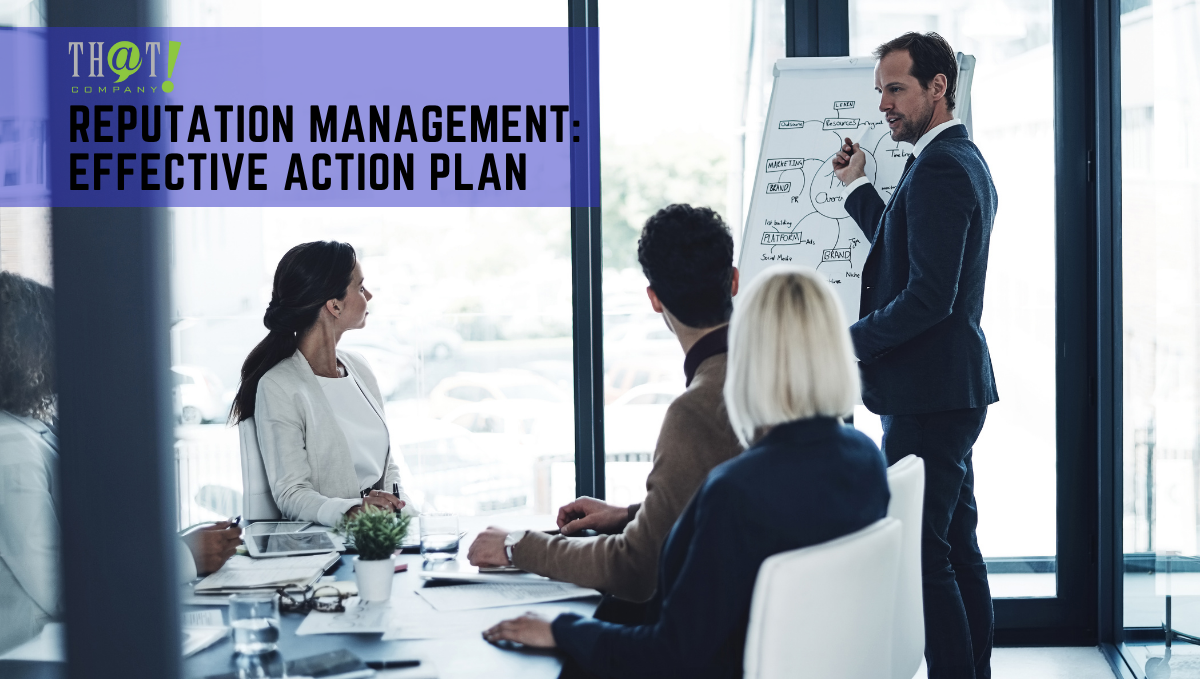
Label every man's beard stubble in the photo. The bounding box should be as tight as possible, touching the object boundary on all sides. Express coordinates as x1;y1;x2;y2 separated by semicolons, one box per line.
892;101;934;145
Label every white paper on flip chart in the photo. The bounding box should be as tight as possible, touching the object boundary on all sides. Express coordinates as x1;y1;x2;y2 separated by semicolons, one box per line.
739;55;975;321
194;551;339;592
296;601;393;635
416;582;600;612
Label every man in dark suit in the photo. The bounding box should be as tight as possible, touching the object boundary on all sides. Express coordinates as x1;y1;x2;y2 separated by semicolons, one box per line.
832;32;998;679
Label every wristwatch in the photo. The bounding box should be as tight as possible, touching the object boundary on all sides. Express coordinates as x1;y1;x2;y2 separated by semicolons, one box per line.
504;530;527;565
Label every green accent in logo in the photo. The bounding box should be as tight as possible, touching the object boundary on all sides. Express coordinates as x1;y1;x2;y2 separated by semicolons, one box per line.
107;41;141;83
162;41;181;93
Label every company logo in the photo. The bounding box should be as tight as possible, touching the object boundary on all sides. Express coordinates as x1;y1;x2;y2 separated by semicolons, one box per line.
67;40;181;92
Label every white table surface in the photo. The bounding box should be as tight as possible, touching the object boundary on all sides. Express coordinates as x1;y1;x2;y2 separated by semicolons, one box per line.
183;514;600;679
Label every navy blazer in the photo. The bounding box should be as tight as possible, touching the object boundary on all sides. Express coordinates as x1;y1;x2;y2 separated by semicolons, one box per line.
845;124;999;415
551;417;889;679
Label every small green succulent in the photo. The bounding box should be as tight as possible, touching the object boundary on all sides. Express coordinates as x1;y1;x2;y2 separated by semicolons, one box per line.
340;506;411;561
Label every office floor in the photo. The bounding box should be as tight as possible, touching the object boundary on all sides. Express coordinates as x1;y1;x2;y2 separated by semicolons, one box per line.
912;647;1116;678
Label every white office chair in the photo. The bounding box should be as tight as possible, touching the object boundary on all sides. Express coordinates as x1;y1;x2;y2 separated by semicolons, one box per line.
887;455;927;679
743;517;902;679
239;417;282;521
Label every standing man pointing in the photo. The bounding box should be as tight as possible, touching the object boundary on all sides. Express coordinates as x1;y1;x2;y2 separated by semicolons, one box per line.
832;32;998;679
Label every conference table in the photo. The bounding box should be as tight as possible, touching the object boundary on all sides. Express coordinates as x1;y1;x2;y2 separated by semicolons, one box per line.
0;515;601;679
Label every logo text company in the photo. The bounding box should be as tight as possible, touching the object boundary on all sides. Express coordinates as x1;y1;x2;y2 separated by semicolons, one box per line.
67;40;182;93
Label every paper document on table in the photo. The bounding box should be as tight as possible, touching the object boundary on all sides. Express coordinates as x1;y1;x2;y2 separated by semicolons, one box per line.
382;602;582;640
182;608;228;657
296;601;393;635
416;582;599;612
184;609;225;627
417;565;551;585
383;620;482;639
194;552;339;592
183;628;227;657
0;622;64;662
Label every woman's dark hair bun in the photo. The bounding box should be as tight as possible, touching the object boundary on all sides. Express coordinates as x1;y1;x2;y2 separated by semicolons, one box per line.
263;300;304;334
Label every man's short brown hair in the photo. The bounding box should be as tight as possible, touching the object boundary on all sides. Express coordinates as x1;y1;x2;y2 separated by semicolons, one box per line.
875;32;958;111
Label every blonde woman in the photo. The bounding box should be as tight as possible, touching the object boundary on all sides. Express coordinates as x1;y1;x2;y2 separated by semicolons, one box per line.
484;265;891;679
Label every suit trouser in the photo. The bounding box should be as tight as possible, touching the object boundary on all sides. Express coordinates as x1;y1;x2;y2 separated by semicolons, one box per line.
881;407;992;679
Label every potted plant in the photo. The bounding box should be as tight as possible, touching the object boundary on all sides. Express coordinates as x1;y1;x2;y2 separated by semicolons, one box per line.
340;507;411;602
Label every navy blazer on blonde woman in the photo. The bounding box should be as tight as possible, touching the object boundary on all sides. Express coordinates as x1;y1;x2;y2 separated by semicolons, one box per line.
550;417;889;679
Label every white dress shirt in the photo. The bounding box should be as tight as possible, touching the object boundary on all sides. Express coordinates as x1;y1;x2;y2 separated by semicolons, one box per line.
0;411;60;654
254;350;412;527
315;370;389;492
842;117;963;196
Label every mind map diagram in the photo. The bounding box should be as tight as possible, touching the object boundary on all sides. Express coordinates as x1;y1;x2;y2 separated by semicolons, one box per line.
746;98;914;307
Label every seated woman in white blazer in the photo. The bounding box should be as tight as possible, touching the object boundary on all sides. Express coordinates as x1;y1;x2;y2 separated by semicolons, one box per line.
231;241;414;527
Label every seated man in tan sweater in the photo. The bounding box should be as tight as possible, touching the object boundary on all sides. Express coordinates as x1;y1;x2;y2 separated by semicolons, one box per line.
467;203;743;604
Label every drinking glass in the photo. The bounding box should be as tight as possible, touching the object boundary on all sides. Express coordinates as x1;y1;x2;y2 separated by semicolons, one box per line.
228;593;280;655
420;513;459;561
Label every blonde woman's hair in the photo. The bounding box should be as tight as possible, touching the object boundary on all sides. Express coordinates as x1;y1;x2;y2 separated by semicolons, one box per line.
723;265;859;447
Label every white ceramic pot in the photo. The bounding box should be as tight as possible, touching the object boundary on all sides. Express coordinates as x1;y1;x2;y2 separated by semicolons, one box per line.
354;556;395;602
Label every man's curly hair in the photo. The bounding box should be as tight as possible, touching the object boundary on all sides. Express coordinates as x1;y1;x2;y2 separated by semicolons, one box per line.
0;271;55;422
637;204;735;328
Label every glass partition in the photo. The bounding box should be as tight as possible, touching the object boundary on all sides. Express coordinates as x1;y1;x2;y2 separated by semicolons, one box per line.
1120;0;1200;661
599;0;785;505
166;1;574;527
0;0;56;659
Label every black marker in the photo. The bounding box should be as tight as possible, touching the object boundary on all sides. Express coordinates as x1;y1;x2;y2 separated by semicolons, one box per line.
393;483;402;514
366;660;421;670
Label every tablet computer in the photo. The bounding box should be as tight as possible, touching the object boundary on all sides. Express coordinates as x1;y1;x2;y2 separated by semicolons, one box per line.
245;530;336;558
244;521;312;535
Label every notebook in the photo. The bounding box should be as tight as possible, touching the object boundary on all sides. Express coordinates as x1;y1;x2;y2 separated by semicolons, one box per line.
193;551;341;594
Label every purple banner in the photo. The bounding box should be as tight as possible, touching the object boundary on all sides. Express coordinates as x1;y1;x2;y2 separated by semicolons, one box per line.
10;27;596;207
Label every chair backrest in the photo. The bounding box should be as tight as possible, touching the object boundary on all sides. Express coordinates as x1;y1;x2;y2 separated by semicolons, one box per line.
744;517;902;679
886;455;926;679
239;417;282;521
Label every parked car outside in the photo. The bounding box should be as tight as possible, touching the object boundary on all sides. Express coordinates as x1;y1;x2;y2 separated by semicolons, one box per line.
172;365;229;424
603;357;679;405
604;381;684;456
443;399;574;458
604;319;681;360
427;369;567;419
339;329;420;400
390;318;463;361
386;403;539;516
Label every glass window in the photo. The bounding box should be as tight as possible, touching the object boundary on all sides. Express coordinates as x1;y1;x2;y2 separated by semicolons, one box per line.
601;0;787;504
1120;0;1200;654
850;0;1057;598
167;2;573;528
0;0;50;289
446;386;491;403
